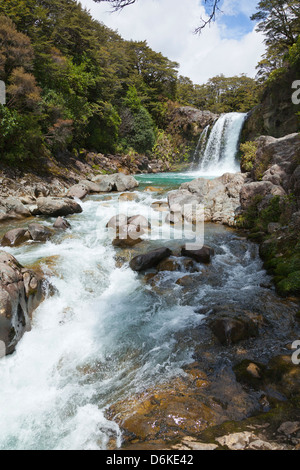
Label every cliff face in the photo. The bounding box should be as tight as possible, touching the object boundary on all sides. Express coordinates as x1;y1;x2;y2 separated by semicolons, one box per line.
242;66;299;142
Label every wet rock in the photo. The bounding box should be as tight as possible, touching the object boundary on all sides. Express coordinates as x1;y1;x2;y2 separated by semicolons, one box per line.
208;310;259;346
151;201;169;212
181;245;214;264
157;257;181;272
113;224;144;248
106;214;128;230
0;196;31;221
119;193;139;202
28;223;52;242
0;251;45;356
130;248;172;272
53;217;71;230
1;228;31;247
66;184;89;200
36;197;82;217
127;215;150;230
175;275;197;287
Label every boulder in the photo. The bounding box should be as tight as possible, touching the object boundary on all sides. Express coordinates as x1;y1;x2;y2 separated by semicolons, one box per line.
106;214;128;230
127;215;150;230
0;251;45;356
28;223;52;242
130;247;172;272
168;173;247;227
113;224;144;248
157;257;181;272
207;308;259;346
66;184;89;200
1;228;31;247
92;173;139;192
53;217;71;230
240;181;286;210
0;196;31;222
181;245;214;264
36;197;82;217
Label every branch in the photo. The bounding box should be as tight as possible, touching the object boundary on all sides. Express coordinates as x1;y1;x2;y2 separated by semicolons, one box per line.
194;0;222;34
93;0;222;33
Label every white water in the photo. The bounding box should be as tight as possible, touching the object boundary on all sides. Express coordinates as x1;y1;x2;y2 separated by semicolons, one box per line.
195;112;247;177
0;192;207;450
192;124;210;167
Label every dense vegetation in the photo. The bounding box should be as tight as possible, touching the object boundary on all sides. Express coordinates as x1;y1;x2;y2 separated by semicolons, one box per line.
0;0;259;165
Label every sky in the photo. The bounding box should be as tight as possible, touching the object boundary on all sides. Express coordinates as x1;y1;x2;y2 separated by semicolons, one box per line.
79;0;266;84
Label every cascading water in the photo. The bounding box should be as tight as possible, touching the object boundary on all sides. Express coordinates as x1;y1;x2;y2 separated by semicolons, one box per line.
196;112;247;176
191;124;210;168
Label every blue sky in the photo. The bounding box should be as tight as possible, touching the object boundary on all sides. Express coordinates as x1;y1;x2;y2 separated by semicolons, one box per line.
215;0;260;39
80;0;265;84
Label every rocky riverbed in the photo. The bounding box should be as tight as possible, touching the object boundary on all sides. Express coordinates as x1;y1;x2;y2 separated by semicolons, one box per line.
0;134;299;450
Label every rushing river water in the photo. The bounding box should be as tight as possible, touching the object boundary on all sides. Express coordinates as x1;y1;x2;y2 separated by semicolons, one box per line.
0;172;297;450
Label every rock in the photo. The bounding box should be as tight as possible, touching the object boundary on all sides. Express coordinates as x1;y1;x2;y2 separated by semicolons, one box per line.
79;180;102;193
175;275;197;287
216;432;282;450
53;217;71;230
208;308;259;346
0;251;45;355
130;247;172;272
1;228;31;247
151;201;169;212
66;184;89;200
119;193;139;202
106;214;128;230
36;197;82;217
168;173;247;226
277;422;300;436
28;223;52;242
92;174;139;192
0;196;31;221
127;215;150;230
165;212;182;225
181;245;214;264
157;257;181;272
216;432;254;450
240;181;286;210
113;224;144;248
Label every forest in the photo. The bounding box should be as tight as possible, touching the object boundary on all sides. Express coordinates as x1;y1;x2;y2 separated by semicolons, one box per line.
0;0;299;166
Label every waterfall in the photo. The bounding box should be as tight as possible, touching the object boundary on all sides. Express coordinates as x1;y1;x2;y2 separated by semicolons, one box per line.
196;112;247;176
191;124;210;168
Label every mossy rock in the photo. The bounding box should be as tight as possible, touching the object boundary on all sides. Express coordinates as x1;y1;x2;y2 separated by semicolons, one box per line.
276;271;300;297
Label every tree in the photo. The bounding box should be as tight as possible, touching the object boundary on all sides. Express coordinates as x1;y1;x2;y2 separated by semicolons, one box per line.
93;0;222;33
251;1;300;79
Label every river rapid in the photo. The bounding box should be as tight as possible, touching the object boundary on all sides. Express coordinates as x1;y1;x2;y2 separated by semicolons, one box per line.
0;172;298;450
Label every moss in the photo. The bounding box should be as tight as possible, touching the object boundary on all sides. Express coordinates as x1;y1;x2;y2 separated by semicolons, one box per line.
276;271;300;297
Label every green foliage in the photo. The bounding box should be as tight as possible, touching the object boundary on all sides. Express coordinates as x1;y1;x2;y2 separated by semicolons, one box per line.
251;1;300;81
240;140;259;172
176;74;260;113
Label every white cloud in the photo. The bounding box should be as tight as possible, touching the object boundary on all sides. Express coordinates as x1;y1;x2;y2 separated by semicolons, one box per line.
221;0;258;17
79;0;265;84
